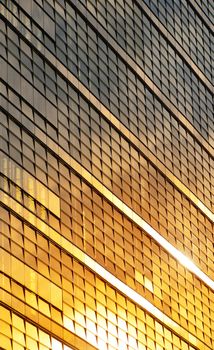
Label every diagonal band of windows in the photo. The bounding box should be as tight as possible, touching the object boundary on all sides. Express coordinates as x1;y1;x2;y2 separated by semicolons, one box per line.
0;190;212;350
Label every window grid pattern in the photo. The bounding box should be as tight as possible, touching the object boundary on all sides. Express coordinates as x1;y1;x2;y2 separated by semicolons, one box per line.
1;73;214;282
80;0;213;83
0;305;76;350
1;23;214;280
194;0;214;24
1;111;214;346
9;0;214;147
140;0;213;80
1;14;213;214
66;0;213;138
0;1;214;350
1;209;213;349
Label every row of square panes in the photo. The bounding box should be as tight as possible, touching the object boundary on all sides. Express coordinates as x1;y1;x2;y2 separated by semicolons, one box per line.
0;99;212;288
1;43;212;220
64;0;213;65
0;173;61;232
1;50;212;219
0;268;200;350
0;305;79;350
195;0;214;22
1;211;213;348
0;128;60;201
1;32;213;212
56;170;213;290
151;0;214;29
1;205;213;340
54;1;213;135
0;288;206;350
0;220;209;348
5;0;56;39
7;1;214;144
0;267;211;350
1;96;213;280
1;123;212;289
0;309;95;350
14;0;212;133
142;0;213;80
1;143;213;330
1;213;212;342
59;0;212;119
145;0;212;40
2;30;214;260
81;0;213;82
57;102;213;211
1;172;212;303
0;302;98;350
1;49;212;217
3;0;212;326
5;0;56;58
0;305;95;350
2;81;213;276
52;21;214;147
3;6;212;152
3;195;214;318
56;100;213;210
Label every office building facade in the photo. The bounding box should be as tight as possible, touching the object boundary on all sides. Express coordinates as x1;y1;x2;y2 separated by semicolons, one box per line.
0;0;213;349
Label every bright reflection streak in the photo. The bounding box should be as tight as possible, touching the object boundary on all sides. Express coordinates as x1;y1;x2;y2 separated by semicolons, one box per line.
54;147;214;291
141;221;214;290
2;105;213;290
0;191;208;350
93;179;214;291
